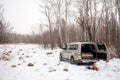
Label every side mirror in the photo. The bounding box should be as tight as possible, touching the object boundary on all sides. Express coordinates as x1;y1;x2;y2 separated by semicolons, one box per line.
60;44;67;50
62;47;67;50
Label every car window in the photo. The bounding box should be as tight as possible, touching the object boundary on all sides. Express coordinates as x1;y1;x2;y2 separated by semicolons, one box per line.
97;44;106;51
67;44;78;50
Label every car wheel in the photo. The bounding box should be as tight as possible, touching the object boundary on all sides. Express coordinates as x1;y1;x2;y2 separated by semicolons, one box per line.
60;54;63;61
70;56;75;64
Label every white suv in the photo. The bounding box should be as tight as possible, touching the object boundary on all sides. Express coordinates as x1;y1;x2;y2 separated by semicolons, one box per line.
60;42;108;64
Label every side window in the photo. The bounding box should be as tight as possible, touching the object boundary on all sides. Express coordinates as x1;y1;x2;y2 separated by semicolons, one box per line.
67;44;78;50
97;44;106;51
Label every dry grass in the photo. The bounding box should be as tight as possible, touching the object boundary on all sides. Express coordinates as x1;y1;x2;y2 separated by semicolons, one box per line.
19;49;23;51
46;52;53;55
1;53;11;61
11;65;17;68
26;55;30;58
18;63;21;65
8;50;12;53
63;68;69;72
33;51;36;53
43;63;47;65
28;63;34;67
19;57;24;60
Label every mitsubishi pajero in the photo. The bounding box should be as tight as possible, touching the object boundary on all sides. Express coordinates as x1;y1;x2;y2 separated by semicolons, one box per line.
60;42;108;64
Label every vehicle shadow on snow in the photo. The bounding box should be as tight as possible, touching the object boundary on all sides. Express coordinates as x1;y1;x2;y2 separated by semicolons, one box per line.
62;59;94;66
77;63;95;66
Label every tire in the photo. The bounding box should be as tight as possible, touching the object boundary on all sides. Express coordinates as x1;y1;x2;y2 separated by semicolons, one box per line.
70;56;75;64
60;54;63;61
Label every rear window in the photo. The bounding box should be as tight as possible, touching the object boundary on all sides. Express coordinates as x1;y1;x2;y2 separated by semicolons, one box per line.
97;44;106;51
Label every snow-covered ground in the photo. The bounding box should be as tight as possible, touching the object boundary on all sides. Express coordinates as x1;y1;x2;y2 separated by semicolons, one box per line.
0;44;120;80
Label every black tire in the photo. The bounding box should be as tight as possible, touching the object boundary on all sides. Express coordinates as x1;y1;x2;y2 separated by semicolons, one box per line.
70;56;75;64
60;54;63;61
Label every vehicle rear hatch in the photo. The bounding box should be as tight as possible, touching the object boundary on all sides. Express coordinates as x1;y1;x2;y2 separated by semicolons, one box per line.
81;44;97;59
96;43;107;60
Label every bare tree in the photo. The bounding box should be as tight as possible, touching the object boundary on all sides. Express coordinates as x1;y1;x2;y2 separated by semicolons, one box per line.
41;0;54;49
64;0;72;44
116;0;120;25
115;0;120;47
0;6;11;43
52;0;63;47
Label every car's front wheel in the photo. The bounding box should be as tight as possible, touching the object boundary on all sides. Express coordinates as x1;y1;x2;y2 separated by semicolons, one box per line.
60;54;63;61
70;56;75;64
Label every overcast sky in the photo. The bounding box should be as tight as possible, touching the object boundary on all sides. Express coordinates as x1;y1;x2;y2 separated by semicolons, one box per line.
1;0;45;34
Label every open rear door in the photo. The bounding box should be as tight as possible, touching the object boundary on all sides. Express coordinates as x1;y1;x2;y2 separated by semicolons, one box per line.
81;44;97;59
96;43;107;60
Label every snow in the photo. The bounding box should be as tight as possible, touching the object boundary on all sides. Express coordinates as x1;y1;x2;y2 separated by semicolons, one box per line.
0;44;120;80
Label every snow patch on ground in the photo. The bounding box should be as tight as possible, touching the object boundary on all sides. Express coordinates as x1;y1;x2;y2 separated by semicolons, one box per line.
0;44;120;80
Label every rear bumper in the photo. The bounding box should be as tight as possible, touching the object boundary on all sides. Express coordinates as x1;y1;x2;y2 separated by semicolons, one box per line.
76;59;98;63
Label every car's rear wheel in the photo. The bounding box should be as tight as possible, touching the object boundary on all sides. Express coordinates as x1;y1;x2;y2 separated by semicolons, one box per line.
70;56;75;64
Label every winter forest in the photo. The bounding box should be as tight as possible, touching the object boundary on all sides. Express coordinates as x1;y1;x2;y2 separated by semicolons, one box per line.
1;0;120;80
0;0;120;53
